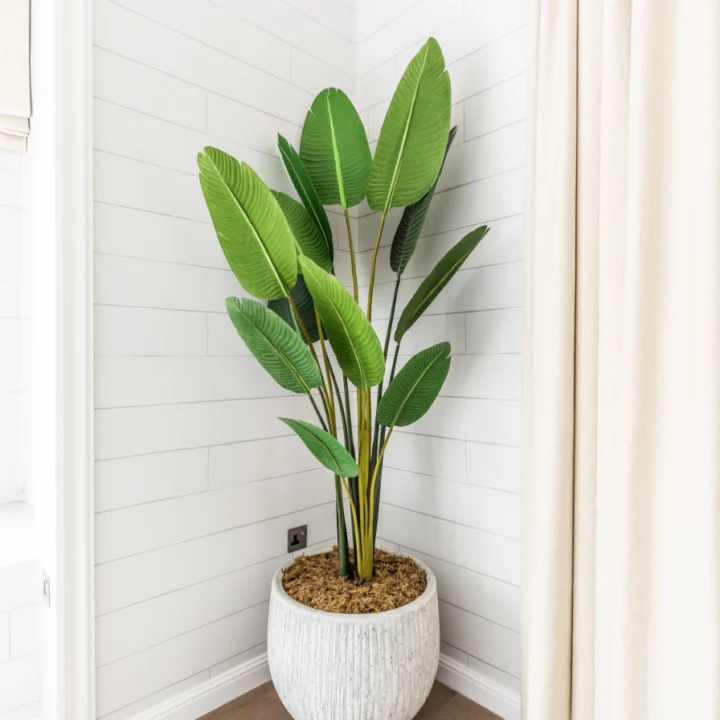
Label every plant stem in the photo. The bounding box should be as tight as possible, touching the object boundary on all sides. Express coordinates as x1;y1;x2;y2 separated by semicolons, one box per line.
371;274;401;465
308;392;328;432
356;387;374;579
343;376;355;457
372;342;401;542
344;209;359;303
369;427;393;531
366;211;388;321
316;310;336;430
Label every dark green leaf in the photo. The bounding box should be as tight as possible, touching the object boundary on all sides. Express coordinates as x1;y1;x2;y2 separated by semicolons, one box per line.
390;127;458;275
281;418;359;477
268;274;324;344
272;191;333;272
395;226;489;342
377;343;451;427
226;297;321;393
278;134;333;256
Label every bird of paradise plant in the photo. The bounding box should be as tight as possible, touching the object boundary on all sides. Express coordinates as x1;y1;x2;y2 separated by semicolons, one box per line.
198;38;488;581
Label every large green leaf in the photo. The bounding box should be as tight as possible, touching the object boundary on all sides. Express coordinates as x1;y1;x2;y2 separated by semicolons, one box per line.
300;89;371;209
268;273;324;344
281;418;359;477
377;343;451;427
198;147;297;300
367;38;451;213
395;226;489;342
226;297;321;393
390;126;458;275
272;191;333;272
299;256;385;389
278;134;333;252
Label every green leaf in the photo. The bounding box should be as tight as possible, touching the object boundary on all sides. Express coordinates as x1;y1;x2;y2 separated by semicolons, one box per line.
198;147;297;300
278;135;334;253
300;89;372;209
281;418;359;477
272;191;333;272
226;297;321;393
395;226;489;342
367;38;451;212
390;126;458;275
377;343;451;427
268;273;324;344
299;256;385;389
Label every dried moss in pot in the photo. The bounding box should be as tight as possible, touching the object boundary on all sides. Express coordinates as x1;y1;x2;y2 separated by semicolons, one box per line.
282;547;427;614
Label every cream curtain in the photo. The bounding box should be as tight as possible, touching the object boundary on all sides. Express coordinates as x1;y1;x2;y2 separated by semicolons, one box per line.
523;1;720;719
0;0;31;149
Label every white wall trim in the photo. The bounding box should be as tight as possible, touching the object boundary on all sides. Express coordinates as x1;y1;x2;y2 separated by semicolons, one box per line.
129;653;271;720
123;651;519;720
437;653;521;720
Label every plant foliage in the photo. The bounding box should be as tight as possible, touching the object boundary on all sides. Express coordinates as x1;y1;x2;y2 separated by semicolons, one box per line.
198;147;297;300
197;37;488;581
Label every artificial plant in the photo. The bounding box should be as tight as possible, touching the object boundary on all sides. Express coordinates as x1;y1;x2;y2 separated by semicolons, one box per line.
198;37;489;581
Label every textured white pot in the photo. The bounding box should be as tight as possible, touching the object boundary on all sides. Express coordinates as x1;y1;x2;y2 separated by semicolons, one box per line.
268;552;440;720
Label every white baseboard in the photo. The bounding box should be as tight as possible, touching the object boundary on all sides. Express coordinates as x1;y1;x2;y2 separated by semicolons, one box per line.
437;653;521;720
127;650;520;720
130;653;270;720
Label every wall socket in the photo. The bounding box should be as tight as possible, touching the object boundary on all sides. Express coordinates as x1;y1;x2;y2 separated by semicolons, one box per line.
287;525;307;553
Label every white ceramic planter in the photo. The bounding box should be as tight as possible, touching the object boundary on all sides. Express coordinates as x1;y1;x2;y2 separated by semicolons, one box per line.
267;552;440;720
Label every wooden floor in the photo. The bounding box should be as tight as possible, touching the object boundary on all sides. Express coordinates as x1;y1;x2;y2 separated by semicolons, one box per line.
201;681;499;720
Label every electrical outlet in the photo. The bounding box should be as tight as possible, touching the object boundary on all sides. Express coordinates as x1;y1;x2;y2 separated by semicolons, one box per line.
287;525;307;553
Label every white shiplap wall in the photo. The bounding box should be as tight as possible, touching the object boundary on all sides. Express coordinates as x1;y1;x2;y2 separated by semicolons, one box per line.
358;0;526;701
91;1;355;717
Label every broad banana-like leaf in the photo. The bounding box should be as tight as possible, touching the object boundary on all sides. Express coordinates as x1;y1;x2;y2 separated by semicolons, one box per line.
278;135;334;253
390;126;458;275
300;89;371;209
367;38;451;212
268;273;324;344
272;191;333;272
377;343;451;427
281;418;359;478
226;297;321;393
395;226;489;342
299;256;385;389
198;147;297;300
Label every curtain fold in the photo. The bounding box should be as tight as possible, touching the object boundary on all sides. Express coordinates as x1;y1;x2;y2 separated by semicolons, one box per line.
0;0;31;149
523;2;720;719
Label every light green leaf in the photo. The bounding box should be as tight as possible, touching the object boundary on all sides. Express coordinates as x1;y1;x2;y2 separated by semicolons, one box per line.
278;135;334;255
377;343;451;427
299;256;385;389
395;226;489;342
300;89;371;209
268;273;325;344
367;38;451;213
226;297;321;393
198;147;297;300
272;191;333;272
390;127;458;275
281;418;359;477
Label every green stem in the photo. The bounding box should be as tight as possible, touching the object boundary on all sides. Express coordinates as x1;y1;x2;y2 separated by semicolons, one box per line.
372;342;401;542
344;209;359;303
366;211;388;322
308;392;328;432
371;274;401;465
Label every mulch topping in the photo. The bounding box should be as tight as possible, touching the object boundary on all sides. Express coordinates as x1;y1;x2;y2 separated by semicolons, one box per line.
282;547;427;614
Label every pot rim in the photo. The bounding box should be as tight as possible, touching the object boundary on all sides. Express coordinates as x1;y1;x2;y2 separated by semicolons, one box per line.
271;547;437;623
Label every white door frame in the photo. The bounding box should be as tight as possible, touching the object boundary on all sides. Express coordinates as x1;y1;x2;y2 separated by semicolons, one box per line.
27;0;95;716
